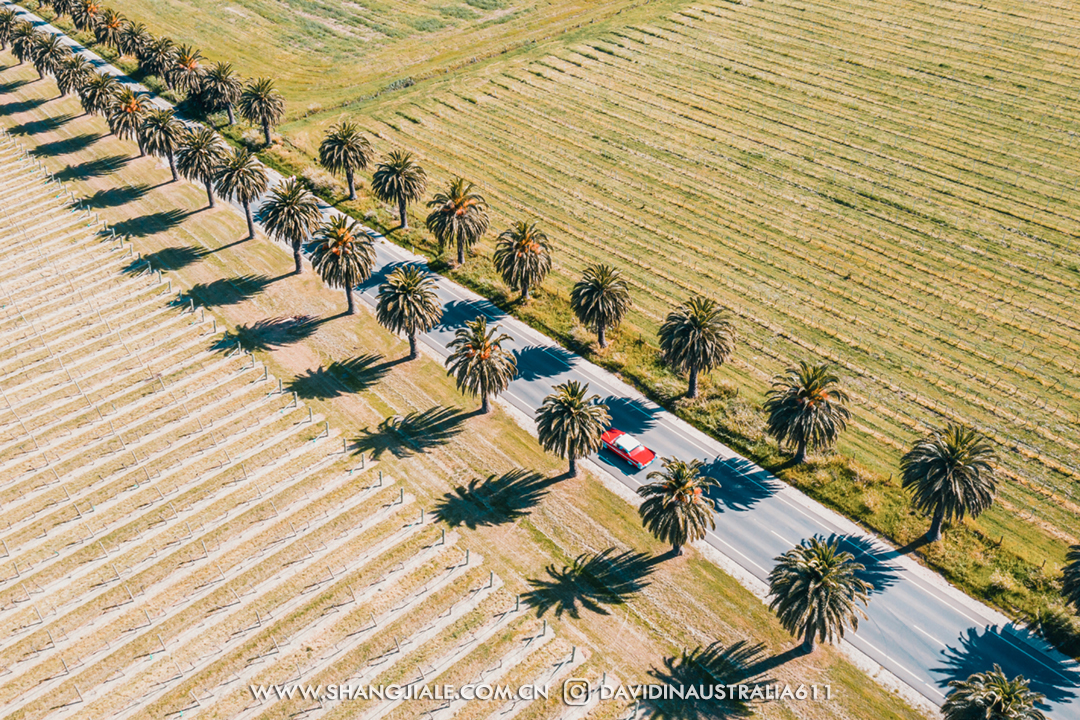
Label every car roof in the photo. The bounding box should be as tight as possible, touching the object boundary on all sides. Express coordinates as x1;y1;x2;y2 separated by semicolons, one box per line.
613;434;642;452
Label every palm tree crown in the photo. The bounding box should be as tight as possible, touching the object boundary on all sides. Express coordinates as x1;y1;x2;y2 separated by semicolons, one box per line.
118;21;150;58
570;263;631;349
375;265;442;360
176;126;226;208
169;44;204;96
659;295;736;399
107;87;149;154
70;0;101;32
92;8;125;50
536;381;610;478
637;457;718;556
371;150;426;230
202;61;241;124
214;147;268;239
11;22;40;67
139;107;184;182
763;361;850;463
318;121;373;201
900;423;997;543
767;536;871;652
259;177;322;274
140;35;177;83
77;71;119;116
32;33;70;81
0;10;19;52
311;215;376;315
55;53;92;97
445;315;516;414
425;177;488;266
1062;545;1080;615
492;221;552;302
239;77;285;146
942;665;1046;720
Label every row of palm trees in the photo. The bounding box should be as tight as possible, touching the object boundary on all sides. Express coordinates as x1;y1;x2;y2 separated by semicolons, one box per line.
0;4;285;142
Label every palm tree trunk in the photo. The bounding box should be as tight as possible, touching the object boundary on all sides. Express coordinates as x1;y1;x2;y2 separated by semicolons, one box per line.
568;451;577;478
481;392;490;414
167;148;177;182
346;167;355;201
292;240;303;274
203;179;214;208
795;438;808;464
457;239;465;267
688;365;700;399
803;624;816;653
226;104;235;125
408;331;418;360
262;121;271;147
673;543;683;556
927;505;945;542
521;283;530;302
243;201;254;239
597;325;607;349
398;197;408;230
346;287;355;315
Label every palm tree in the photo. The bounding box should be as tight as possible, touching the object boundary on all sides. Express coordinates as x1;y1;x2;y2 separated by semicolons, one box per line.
425;177;489;266
11;22;40;67
763;361;850;464
445;315;516;414
92;8;124;50
371;150;426;230
942;666;1046;720
168;44;203;96
658;295;736;399
202;61;241;124
70;0;101;32
318;121;373;201
140;35;176;85
32;33;70;81
176;126;226;208
492;221;551;302
0;9;19;52
77;71;119;116
55;53;92;97
570;263;631;349
52;0;76;19
375;266;442;360
107;87;148;154
239;77;284;146
259;178;322;274
215;147;268;239
311;215;376;315
1063;545;1080;615
536;381;609;478
767;536;871;652
900;423;998;543
637;457;718;556
139;107;183;181
118;20;150;58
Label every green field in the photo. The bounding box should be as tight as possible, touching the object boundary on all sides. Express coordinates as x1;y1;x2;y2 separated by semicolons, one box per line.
20;0;1080;635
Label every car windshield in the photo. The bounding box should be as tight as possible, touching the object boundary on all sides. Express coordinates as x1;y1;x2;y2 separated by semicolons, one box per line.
614;434;642;453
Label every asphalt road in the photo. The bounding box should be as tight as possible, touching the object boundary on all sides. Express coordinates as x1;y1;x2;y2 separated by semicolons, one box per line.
7;3;1079;712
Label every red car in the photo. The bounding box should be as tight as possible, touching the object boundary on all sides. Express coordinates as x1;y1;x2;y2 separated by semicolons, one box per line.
601;428;656;470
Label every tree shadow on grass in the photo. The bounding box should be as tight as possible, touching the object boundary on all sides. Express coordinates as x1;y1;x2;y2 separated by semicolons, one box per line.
0;95;49;115
108;208;192;238
121;245;207;275
288;354;394;400
53;153;128;182
646;640;774;719
434;469;561;529
0;79;29;94
81;184;151;209
350;406;468;460
523;548;660;619
8;113;75;136
211;314;330;353
188;274;278;308
29;132;104;157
